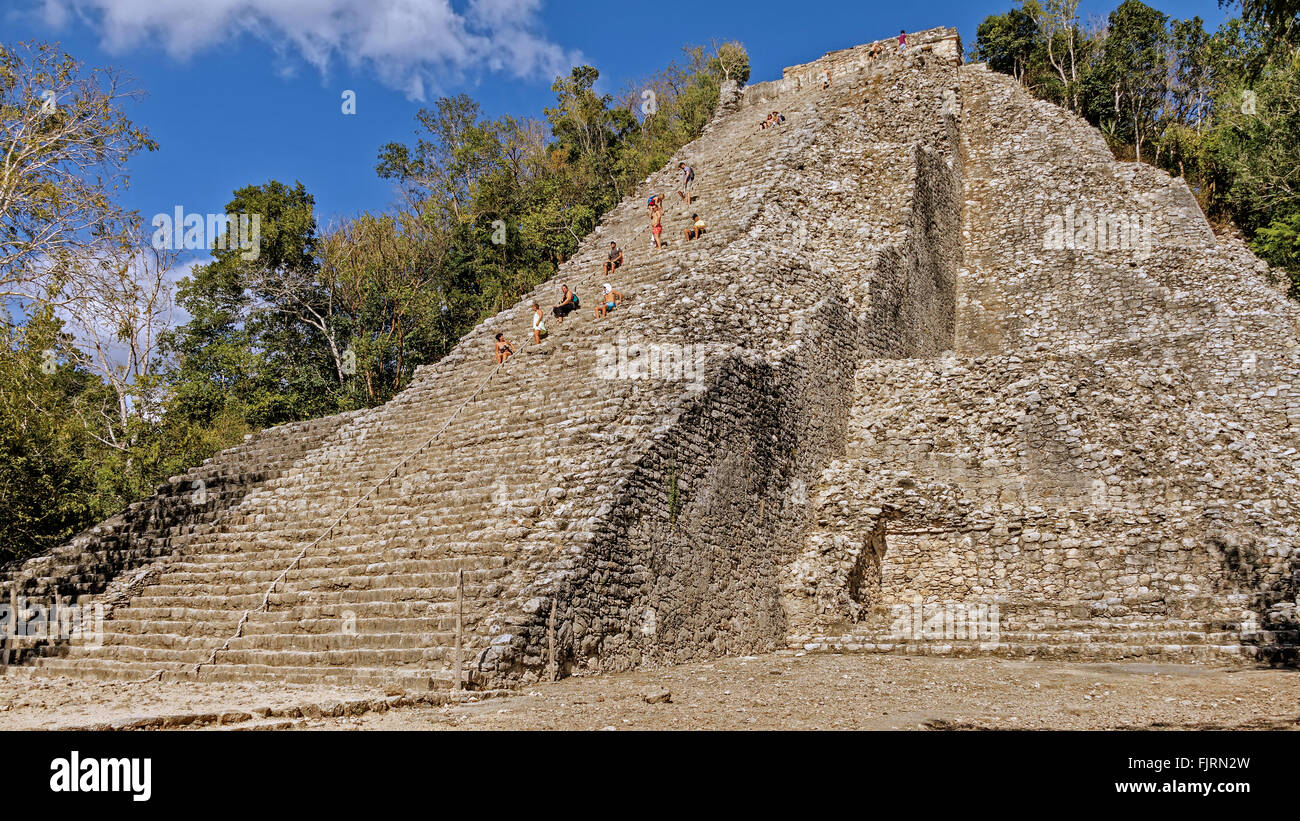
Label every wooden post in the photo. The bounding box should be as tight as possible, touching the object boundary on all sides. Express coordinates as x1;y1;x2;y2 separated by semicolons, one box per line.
547;598;557;682
453;569;463;692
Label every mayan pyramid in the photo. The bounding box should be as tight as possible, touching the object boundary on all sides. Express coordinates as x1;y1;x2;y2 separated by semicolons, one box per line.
2;27;1296;690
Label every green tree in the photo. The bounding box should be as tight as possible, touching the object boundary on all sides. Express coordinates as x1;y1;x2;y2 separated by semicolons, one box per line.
0;310;117;563
1085;0;1170;162
1203;48;1300;232
163;180;336;430
0;42;156;298
973;3;1044;83
1223;0;1300;45
1253;212;1300;294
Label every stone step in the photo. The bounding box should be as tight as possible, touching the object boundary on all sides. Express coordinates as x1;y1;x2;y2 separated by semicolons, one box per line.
792;639;1262;662
91;614;467;639
144;567;511;597
121;583;502;610
10;658;462;689
164;553;508;576
49;641;478;668
110;599;469;623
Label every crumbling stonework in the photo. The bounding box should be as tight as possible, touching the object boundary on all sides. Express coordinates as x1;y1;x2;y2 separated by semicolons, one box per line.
784;63;1299;664
3;27;1294;690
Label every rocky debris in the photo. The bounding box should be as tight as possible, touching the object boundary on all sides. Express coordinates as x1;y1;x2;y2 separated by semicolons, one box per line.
643;688;672;704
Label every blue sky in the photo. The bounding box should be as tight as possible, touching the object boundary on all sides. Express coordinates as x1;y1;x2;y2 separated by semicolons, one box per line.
4;0;1233;230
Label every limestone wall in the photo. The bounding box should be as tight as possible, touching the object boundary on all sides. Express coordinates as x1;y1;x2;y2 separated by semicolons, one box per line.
785;62;1299;662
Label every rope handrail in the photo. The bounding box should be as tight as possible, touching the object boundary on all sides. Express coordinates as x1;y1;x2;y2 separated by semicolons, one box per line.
135;358;508;684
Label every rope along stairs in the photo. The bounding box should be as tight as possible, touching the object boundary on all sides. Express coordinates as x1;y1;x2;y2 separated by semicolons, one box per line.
136;360;510;684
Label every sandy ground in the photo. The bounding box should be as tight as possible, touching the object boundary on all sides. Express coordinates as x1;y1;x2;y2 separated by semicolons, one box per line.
2;652;1297;730
306;652;1300;731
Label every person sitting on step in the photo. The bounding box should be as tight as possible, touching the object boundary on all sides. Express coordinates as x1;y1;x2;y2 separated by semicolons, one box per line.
595;282;623;318
552;284;579;323
818;69;831;90
683;213;706;241
494;333;514;364
531;302;548;344
604;241;623;274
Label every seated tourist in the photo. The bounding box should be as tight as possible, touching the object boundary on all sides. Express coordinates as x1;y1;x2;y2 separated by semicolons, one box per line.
683;213;706;241
552;284;579;322
604;241;623;274
494;333;514;364
595;282;623;318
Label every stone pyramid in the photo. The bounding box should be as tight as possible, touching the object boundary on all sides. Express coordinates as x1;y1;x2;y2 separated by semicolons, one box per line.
2;28;1295;691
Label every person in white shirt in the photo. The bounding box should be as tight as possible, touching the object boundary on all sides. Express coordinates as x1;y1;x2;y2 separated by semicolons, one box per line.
531;302;548;343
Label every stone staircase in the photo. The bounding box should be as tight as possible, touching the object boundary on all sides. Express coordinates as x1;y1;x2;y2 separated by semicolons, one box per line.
795;617;1265;663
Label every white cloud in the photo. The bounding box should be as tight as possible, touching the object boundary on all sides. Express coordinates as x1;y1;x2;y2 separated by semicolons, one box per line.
38;0;580;99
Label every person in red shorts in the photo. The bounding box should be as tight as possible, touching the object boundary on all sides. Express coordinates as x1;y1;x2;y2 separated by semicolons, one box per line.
649;196;664;249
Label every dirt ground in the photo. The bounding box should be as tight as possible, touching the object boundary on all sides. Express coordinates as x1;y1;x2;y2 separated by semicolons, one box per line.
307;652;1300;731
0;674;390;730
2;651;1297;730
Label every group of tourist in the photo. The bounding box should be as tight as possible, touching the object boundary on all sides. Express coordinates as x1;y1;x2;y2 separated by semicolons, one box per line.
495;35;922;364
494;33;925;364
496;277;626;364
493;36;923;365
646;164;707;250
495;278;626;362
493;159;709;364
